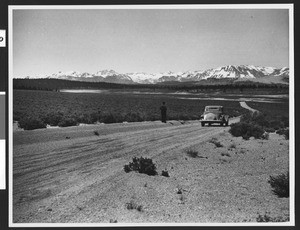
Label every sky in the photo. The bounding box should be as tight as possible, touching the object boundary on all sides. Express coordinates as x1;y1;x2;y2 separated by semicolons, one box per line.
12;7;289;77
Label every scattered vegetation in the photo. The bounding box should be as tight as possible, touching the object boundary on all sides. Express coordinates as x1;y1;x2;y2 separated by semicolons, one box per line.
229;143;236;149
94;131;100;136
185;149;199;158
176;188;183;194
179;194;185;204
229;111;289;140
219;158;229;164
124;157;158;176
229;122;265;140
161;170;170;177
18;117;47;130
209;138;223;147
268;171;289;198
239;149;246;154
261;131;269;140
126;200;143;212
256;212;289;222
276;128;289;140
221;152;231;157
14;89;251;130
57;117;78;127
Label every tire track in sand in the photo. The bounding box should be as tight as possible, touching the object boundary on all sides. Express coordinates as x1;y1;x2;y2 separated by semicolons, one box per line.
13;118;240;222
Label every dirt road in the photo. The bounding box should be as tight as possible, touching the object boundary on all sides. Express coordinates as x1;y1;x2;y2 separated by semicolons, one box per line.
13;118;289;224
239;101;258;113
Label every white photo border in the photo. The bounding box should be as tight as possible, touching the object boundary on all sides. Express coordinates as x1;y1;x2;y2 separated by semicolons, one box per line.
8;4;294;227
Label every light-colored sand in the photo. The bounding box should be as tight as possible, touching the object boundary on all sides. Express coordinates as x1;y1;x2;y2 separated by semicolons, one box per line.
13;118;289;224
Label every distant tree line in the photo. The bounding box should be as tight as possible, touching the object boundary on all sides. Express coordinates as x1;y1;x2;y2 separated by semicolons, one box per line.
13;78;289;92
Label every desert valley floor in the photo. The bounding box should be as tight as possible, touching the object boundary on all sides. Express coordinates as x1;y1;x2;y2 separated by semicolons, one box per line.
12;116;289;224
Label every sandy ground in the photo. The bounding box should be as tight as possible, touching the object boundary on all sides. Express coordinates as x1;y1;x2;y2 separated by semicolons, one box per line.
12;117;289;224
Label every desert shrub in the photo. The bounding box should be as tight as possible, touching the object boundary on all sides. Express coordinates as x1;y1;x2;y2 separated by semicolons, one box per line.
268;171;289;198
276;128;289;140
99;113;117;124
280;116;289;128
261;132;269;140
178;114;190;120
229;122;264;139
94;131;100;136
177;188;183;194
240;112;289;131
99;113;123;124
265;127;276;133
186;149;198;158
90;112;101;123
242;112;269;127
18;116;47;130
209;138;223;147
58;117;78;127
124;157;158;176
256;212;289;222
124;112;144;122
229;143;236;149
42;111;64;126
126;200;143;211
77;113;94;124
161;170;170;177
13;110;23;121
221;152;231;157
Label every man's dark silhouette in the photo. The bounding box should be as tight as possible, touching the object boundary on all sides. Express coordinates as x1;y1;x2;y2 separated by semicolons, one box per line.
160;102;167;123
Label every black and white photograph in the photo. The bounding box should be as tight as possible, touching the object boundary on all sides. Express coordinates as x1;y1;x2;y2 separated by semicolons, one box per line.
9;4;294;227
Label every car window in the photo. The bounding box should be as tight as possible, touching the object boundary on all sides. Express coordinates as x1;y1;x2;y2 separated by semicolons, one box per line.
205;107;221;112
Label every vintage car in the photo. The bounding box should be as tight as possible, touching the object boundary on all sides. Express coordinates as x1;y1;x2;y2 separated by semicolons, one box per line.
200;105;229;126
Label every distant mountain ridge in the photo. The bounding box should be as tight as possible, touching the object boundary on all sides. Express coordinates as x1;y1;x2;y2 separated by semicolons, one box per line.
19;65;289;85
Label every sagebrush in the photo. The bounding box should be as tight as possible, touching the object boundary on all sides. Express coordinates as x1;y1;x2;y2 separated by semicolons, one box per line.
229;122;264;139
185;149;199;158
256;212;289;222
124;157;158;176
126;200;143;212
229;112;289;140
14;90;253;130
268;171;289;198
209;138;223;147
18;117;47;130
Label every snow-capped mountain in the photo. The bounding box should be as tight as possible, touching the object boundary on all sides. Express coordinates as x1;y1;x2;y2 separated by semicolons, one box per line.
21;65;289;85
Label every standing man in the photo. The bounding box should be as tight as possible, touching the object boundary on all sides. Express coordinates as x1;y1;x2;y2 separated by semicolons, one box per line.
160;102;167;123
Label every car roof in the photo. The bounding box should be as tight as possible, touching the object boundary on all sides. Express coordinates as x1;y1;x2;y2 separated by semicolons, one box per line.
205;105;223;108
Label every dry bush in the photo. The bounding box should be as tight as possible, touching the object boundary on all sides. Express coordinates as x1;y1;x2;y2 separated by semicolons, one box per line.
209;138;223;147
268;171;289;198
221;152;231;157
126;200;143;212
18;117;47;130
124;157;158;176
185;149;199;158
161;170;170;177
229;122;264;140
256;212;289;222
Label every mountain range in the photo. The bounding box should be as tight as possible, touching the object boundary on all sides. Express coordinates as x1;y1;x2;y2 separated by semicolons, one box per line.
21;65;289;85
